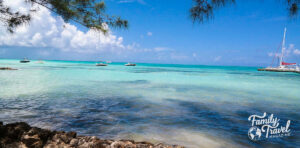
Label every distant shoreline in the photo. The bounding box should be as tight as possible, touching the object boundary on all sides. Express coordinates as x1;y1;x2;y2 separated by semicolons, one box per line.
0;67;17;70
0;58;261;68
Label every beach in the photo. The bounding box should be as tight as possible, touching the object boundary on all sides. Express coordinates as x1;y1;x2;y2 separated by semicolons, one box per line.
0;59;299;147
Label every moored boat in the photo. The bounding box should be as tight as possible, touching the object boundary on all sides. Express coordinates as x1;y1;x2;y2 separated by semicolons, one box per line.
20;58;30;63
258;28;300;73
96;63;108;66
125;63;136;66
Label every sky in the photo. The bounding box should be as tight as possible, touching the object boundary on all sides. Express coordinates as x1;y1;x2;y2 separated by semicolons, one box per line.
0;0;300;66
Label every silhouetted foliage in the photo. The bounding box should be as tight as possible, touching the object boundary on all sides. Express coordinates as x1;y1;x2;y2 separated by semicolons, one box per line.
0;0;300;33
0;0;128;33
190;0;300;23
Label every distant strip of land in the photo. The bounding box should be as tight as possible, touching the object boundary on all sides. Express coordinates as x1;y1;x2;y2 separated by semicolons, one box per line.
0;67;17;70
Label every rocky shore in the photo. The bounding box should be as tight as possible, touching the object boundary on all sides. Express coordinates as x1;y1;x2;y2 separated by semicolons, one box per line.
0;122;184;148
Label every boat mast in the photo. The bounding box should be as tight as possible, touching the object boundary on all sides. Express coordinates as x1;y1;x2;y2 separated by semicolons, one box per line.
280;28;287;67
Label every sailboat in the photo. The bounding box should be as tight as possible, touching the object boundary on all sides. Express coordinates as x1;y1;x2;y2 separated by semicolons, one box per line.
258;28;300;73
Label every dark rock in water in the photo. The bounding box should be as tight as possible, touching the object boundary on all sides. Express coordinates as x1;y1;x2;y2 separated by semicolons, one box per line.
0;122;184;148
0;67;17;70
0;122;54;148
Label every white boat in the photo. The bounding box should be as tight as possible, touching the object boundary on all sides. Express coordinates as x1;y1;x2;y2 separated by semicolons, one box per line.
20;58;30;63
258;28;300;73
96;63;108;66
125;63;136;66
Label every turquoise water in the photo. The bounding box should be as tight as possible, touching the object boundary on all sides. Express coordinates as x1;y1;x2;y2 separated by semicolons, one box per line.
0;59;299;147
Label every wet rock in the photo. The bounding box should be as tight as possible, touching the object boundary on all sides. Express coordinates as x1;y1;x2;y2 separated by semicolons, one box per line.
21;134;43;148
0;122;184;148
69;138;78;146
67;131;77;138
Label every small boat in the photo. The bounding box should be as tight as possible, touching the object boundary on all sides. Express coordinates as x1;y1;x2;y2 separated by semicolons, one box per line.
20;58;30;63
106;61;112;64
125;63;136;66
96;63;108;66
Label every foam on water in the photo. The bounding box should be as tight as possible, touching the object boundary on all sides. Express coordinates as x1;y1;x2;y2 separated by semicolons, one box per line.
0;59;299;147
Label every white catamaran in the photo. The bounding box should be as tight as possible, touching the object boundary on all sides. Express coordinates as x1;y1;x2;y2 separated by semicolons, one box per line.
258;28;300;73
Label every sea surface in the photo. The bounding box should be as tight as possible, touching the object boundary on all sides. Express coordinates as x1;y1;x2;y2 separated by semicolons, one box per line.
0;59;299;148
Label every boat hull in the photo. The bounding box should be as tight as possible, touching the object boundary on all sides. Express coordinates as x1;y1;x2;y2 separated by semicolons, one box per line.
125;64;136;66
20;61;30;63
258;68;300;74
96;64;108;66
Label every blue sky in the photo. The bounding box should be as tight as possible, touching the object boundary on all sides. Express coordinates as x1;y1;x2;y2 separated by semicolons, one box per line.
0;0;300;66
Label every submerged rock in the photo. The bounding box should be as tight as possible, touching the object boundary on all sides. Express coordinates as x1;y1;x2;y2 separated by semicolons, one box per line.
0;67;17;70
0;122;184;148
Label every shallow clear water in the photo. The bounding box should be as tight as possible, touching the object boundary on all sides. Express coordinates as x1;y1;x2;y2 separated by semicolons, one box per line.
0;59;299;147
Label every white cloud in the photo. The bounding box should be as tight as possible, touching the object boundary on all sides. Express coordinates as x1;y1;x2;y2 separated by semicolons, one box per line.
214;56;222;62
118;0;134;3
192;53;197;57
285;44;294;56
289;44;300;56
0;0;125;54
268;52;281;57
118;0;146;5
0;0;195;64
153;47;170;52
294;49;300;55
268;44;300;57
147;32;153;36
38;50;51;56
